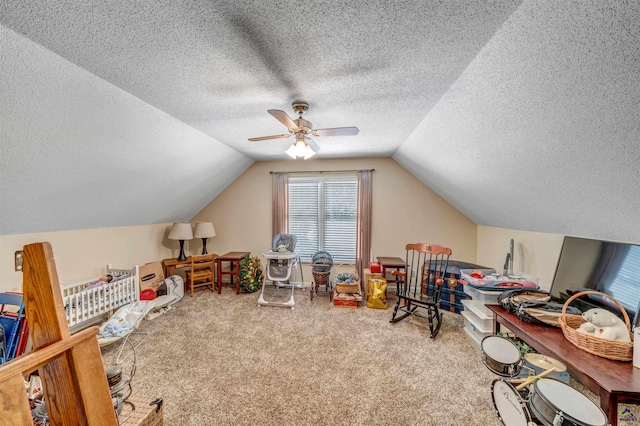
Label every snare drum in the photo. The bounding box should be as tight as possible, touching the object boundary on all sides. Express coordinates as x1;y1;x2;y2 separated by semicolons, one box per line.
481;335;523;377
491;379;536;426
528;378;608;426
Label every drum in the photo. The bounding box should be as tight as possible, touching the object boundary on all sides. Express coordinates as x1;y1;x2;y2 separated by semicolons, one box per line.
528;378;608;426
481;335;523;377
491;379;535;426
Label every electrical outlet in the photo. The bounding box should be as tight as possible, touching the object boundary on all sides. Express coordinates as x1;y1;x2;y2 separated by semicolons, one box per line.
15;251;23;272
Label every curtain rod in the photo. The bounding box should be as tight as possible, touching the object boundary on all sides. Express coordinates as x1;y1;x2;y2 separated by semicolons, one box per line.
270;169;374;174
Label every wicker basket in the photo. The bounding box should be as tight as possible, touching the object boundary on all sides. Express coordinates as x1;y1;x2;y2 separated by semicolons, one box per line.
559;291;634;361
334;263;361;294
311;267;331;288
119;395;164;426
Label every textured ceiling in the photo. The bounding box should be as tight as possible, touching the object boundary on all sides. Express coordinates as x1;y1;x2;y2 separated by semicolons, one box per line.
1;0;639;243
0;0;522;160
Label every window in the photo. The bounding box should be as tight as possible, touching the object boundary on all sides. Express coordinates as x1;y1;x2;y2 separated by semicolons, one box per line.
288;176;357;262
608;245;640;312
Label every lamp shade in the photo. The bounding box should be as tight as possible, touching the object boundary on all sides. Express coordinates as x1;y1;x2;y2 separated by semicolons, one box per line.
168;222;193;241
194;222;216;238
285;137;318;160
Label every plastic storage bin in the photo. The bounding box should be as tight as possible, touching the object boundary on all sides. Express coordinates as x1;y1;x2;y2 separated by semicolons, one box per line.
461;299;493;322
460;269;538;290
461;310;492;335
463;284;502;305
463;325;482;352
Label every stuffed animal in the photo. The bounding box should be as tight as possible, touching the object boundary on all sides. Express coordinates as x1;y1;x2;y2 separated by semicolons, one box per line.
272;243;289;253
577;308;631;342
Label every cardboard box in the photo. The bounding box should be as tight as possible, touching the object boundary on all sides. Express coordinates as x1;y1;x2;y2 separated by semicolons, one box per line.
139;262;165;294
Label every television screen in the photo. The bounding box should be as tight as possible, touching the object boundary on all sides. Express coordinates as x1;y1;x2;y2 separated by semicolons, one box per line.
550;236;640;329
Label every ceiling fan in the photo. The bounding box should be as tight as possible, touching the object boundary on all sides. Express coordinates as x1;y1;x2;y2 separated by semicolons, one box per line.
249;100;359;159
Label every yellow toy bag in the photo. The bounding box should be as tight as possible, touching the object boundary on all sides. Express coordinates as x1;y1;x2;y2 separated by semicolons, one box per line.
366;278;388;309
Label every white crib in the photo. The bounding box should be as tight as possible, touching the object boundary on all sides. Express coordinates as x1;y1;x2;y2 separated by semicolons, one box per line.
61;265;139;333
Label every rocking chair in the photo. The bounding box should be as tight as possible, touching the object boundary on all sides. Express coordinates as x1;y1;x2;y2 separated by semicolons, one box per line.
390;243;452;338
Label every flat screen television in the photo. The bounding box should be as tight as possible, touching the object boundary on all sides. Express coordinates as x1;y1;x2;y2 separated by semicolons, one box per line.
550;236;640;329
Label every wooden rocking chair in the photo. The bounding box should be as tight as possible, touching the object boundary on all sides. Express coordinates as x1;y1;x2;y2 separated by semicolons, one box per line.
390;243;452;338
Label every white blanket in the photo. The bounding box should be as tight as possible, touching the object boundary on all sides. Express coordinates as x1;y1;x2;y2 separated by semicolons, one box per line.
99;301;154;339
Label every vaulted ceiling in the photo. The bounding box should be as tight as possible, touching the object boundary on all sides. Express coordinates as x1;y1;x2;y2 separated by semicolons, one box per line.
1;1;639;242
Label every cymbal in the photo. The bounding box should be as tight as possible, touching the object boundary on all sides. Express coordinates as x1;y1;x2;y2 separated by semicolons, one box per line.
524;353;567;372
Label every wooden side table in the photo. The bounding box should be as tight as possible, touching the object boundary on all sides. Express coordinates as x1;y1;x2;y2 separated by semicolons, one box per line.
376;256;406;286
216;251;251;294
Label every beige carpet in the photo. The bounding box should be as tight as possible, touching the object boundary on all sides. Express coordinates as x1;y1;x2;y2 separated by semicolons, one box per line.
101;286;509;425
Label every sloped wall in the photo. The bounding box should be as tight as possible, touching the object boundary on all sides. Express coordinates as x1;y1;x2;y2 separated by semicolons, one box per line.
0;24;252;236
476;226;564;291
0;224;177;292
395;0;640;244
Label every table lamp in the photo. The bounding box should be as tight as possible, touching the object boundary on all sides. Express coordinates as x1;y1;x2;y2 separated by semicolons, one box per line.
168;222;193;261
194;221;216;255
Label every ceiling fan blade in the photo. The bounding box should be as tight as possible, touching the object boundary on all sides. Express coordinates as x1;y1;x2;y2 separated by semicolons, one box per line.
248;134;291;142
306;138;320;152
312;127;359;137
268;109;299;131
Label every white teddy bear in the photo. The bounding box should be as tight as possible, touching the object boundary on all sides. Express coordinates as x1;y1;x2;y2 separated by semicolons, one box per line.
576;308;631;342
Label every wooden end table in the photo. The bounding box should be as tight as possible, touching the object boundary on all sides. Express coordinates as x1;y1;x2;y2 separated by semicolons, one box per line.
216;251;251;294
376;256;406;286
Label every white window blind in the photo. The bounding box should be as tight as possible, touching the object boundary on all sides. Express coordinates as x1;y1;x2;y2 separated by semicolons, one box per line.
288;177;357;262
608;245;640;312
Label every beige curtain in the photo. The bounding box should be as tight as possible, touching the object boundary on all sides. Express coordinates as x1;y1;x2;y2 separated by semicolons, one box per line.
356;169;373;277
272;172;289;238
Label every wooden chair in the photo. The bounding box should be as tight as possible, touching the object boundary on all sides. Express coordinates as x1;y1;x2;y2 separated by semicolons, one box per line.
390;243;452;338
185;254;216;297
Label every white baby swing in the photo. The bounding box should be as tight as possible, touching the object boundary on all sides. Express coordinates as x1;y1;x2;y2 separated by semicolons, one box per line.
258;234;304;309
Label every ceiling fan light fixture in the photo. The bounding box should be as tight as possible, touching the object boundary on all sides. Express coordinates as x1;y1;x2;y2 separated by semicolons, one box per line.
254;100;357;160
285;138;317;160
303;144;316;159
285;144;297;159
294;140;307;157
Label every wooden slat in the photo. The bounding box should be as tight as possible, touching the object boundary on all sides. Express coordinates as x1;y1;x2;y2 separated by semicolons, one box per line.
21;242;117;426
23;242;84;425
70;337;118;424
0;373;34;425
0;327;97;381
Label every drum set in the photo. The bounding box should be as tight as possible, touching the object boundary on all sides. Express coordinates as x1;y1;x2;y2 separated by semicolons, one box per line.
480;335;610;426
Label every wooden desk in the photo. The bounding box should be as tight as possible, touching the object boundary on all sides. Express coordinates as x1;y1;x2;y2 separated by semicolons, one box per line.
216;251;250;295
376;256;406;285
162;257;192;278
488;304;640;425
